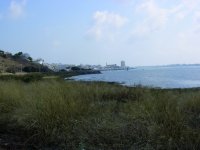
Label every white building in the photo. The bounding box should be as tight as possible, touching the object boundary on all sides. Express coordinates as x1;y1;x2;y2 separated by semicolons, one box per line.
121;61;125;68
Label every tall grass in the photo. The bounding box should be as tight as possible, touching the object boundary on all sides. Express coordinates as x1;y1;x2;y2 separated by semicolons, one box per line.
0;80;200;149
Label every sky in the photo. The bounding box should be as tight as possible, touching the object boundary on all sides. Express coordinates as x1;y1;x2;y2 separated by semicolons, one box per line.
0;0;200;66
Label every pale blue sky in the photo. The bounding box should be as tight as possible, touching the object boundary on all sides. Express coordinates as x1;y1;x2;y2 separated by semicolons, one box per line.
0;0;200;66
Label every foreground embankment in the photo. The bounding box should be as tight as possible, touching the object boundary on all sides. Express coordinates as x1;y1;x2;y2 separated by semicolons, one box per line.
0;80;200;149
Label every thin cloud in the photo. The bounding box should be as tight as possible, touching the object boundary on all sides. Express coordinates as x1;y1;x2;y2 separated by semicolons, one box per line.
133;0;169;36
88;11;127;40
9;0;27;20
132;0;200;37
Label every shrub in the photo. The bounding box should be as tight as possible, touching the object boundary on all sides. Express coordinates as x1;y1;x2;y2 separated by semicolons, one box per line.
0;73;43;82
23;66;39;72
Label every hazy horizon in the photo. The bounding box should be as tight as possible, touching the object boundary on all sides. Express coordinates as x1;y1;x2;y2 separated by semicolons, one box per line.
1;0;200;66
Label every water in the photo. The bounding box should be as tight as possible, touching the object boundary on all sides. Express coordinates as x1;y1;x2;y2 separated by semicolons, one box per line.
69;66;200;88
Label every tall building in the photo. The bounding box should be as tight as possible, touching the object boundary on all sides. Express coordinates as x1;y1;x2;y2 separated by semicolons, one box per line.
121;61;125;67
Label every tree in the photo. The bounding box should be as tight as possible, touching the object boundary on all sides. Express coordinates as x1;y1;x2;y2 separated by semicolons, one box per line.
0;50;6;58
23;66;39;72
14;52;23;56
0;50;4;54
13;52;23;58
71;66;81;71
27;57;33;62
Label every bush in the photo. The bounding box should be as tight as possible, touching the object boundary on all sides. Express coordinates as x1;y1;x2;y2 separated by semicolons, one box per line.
6;66;17;73
23;66;39;72
20;73;43;82
23;65;50;73
0;73;43;82
71;66;81;71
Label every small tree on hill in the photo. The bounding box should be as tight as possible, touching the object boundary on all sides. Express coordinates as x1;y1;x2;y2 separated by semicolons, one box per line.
27;57;33;62
0;50;4;54
13;52;23;58
0;50;6;58
71;66;81;71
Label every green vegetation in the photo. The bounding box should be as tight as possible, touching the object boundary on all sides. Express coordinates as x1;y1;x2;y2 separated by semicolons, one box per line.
0;73;43;82
0;80;200;149
0;50;50;73
44;70;101;79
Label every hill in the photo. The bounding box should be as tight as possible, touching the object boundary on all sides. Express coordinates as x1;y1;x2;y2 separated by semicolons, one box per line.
0;50;50;73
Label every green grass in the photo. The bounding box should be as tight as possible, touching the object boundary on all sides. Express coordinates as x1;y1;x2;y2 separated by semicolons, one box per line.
0;73;43;82
0;80;200;149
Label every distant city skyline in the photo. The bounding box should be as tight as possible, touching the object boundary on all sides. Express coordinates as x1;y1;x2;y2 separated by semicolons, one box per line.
1;0;200;66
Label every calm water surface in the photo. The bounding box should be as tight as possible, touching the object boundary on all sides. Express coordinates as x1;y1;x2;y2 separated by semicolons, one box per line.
70;66;200;88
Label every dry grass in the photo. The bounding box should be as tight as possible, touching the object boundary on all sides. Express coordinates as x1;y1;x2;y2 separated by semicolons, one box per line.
0;80;200;149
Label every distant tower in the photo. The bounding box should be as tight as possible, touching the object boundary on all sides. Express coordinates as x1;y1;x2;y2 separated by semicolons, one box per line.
121;60;125;67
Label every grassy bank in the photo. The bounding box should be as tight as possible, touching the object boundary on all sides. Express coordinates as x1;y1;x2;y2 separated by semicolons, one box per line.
0;80;200;149
0;73;44;83
0;69;101;83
